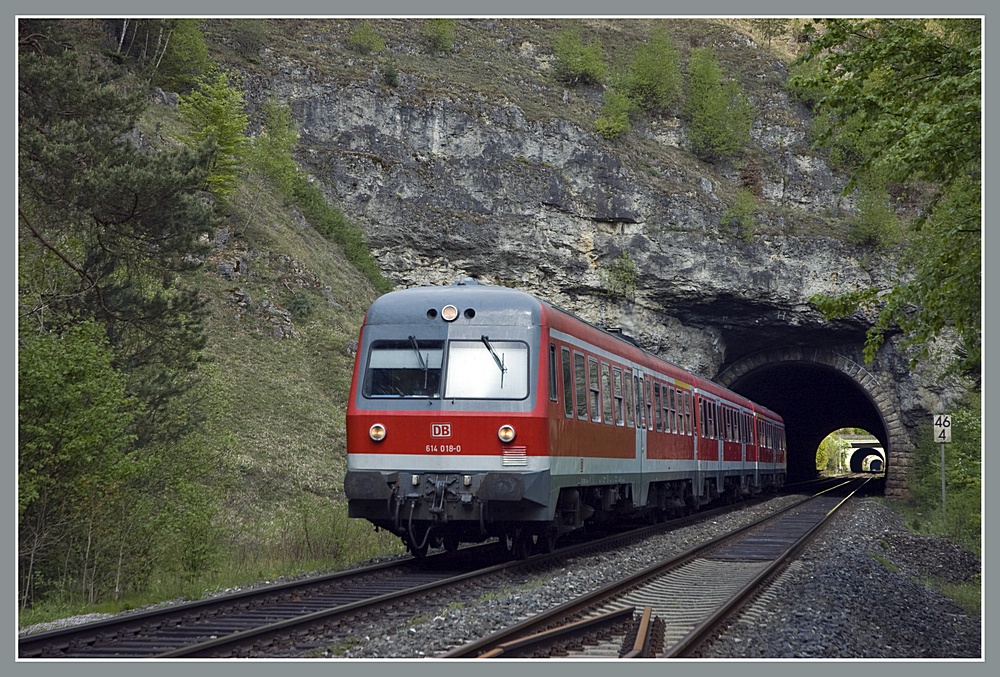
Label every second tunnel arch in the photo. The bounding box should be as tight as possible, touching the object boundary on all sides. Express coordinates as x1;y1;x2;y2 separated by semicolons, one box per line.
714;347;911;495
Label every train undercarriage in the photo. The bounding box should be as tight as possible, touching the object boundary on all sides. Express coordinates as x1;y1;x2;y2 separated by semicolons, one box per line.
346;469;784;560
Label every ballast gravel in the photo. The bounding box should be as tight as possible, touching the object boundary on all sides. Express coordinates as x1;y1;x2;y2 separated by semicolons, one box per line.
332;497;981;660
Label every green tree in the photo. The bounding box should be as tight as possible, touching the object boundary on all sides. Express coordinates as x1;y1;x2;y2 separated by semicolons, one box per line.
816;434;848;473
178;70;249;201
749;18;789;48
684;47;753;161
795;19;981;380
553;24;606;86
619;26;681;112
153;18;211;92
245;97;300;193
19;35;222;606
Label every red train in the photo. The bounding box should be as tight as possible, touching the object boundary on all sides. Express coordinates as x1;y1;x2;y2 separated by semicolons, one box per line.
344;279;786;558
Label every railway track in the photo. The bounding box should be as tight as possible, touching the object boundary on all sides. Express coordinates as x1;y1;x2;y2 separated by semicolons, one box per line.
440;477;870;659
18;551;488;658
19;479;847;659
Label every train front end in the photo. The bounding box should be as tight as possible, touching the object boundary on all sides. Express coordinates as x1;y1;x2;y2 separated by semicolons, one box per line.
344;280;551;557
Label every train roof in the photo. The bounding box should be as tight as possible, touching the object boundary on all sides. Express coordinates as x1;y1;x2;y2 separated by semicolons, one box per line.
365;280;783;424
364;278;544;326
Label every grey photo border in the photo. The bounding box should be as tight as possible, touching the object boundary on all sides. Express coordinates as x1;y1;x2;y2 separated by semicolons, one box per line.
5;1;993;675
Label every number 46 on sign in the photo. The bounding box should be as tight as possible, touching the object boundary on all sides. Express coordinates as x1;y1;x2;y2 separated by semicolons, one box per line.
933;414;952;443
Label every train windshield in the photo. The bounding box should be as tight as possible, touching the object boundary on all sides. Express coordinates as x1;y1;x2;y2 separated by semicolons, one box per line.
363;339;444;397
444;339;529;399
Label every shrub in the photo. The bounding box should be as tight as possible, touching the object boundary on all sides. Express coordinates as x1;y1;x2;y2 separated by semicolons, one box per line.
602;250;638;300
619;26;681;112
849;169;902;249
685;47;754;162
422;18;456;53
720;189;757;240
288;290;318;319
553;25;606;85
348;21;385;55
906;393;981;554
383;61;399;87
595;89;634;140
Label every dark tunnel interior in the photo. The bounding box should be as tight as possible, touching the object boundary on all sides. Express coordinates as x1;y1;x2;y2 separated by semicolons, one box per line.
726;361;889;483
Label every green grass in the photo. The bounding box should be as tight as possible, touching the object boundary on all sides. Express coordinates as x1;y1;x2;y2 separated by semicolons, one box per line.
876;497;981;616
870;552;900;574
929;577;981;616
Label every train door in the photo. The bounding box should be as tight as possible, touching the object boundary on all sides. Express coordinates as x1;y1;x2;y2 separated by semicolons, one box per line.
694;393;723;501
633;371;648;505
711;399;724;499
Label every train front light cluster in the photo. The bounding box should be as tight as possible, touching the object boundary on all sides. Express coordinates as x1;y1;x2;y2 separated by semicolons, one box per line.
369;423;387;442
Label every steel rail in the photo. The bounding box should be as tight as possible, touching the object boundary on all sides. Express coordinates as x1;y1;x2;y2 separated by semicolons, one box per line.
664;477;870;657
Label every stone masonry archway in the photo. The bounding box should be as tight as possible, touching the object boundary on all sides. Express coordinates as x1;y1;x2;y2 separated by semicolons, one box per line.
715;348;912;496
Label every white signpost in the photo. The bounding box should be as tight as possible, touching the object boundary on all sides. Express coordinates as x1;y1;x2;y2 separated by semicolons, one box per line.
933;415;952;518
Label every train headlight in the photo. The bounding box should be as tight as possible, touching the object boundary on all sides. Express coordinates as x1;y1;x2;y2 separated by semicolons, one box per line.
441;304;459;322
498;424;516;443
369;423;387;442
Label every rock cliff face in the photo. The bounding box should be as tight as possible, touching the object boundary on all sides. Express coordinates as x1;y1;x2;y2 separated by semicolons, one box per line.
244;19;969;491
276;83;875;375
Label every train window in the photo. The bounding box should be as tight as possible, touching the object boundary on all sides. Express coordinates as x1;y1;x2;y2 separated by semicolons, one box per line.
601;363;613;426
589;357;601;422
668;388;676;433
698;399;706;437
624;369;634;428
612;367;624;426
574;352;588;420
548;344;558;402
632;374;646;428
444;340;529;399
646;379;653;431
562;347;574;418
363;339;444;398
684;391;692;436
663;387;670;433
654;383;662;432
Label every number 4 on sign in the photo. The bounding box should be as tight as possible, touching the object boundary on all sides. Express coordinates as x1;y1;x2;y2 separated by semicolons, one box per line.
933;415;952;443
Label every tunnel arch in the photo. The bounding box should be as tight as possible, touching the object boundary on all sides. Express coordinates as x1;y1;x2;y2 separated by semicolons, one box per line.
715;347;911;495
849;446;886;473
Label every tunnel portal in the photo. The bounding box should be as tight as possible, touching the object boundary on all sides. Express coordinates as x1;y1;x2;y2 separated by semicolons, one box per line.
715;348;909;495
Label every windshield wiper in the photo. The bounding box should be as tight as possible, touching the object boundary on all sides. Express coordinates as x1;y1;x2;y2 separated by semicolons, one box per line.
480;335;507;388
408;336;429;391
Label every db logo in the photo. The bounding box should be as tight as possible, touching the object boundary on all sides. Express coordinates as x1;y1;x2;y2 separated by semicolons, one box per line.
431;423;452;438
